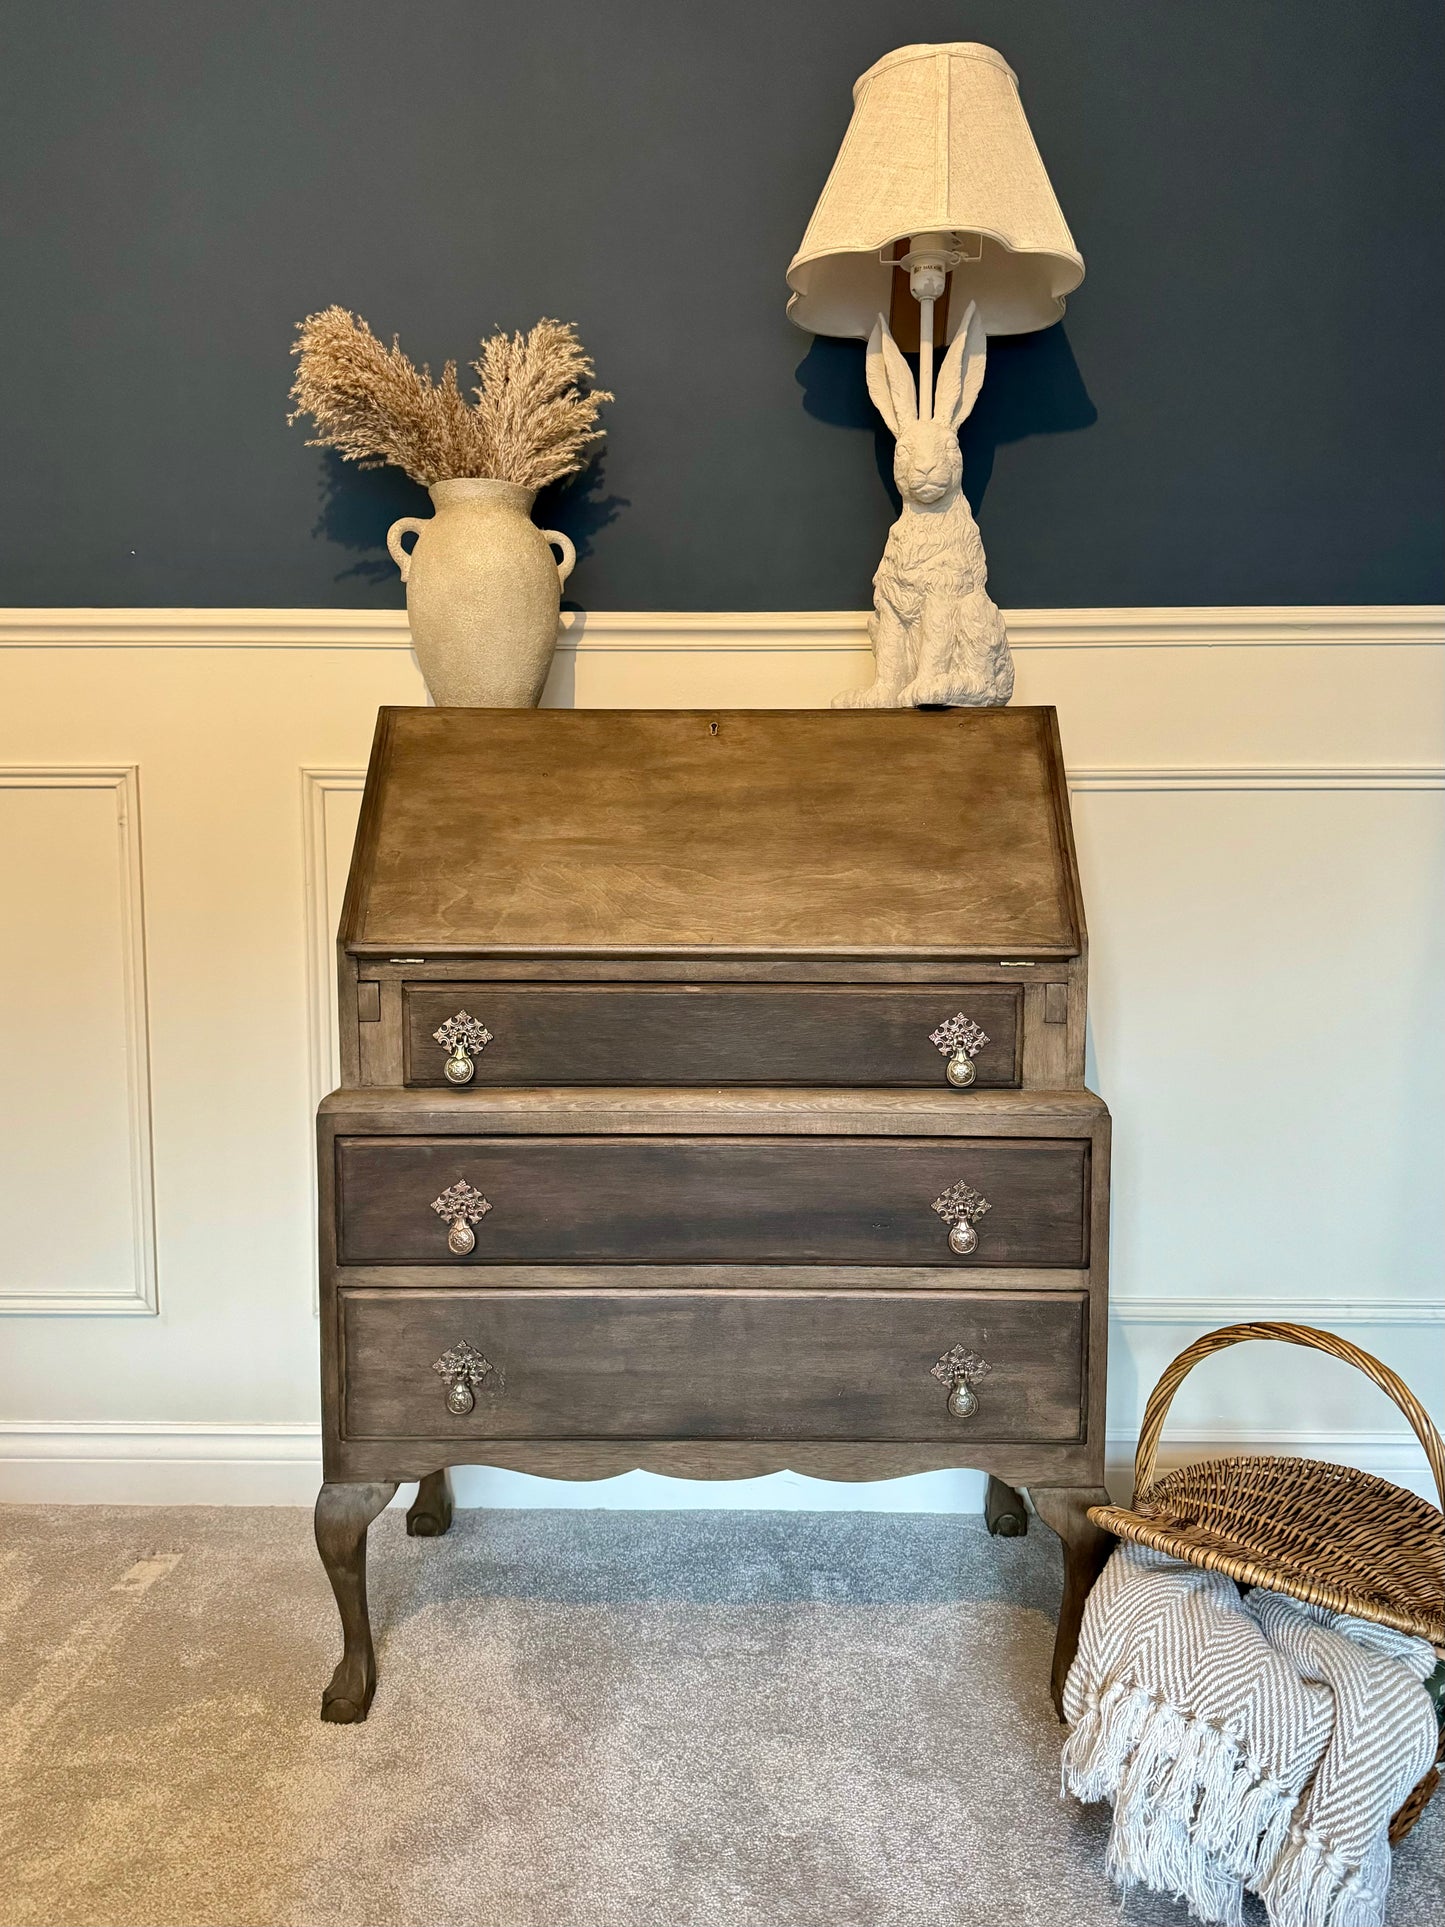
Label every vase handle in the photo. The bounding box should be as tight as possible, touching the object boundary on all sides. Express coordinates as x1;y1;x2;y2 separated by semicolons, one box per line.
542;529;576;586
386;516;428;584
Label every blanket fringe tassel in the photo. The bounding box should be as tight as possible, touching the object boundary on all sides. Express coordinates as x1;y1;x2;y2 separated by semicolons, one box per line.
1063;1684;1305;1927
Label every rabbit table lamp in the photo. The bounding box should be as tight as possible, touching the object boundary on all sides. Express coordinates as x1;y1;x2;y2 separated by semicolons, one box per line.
787;44;1085;708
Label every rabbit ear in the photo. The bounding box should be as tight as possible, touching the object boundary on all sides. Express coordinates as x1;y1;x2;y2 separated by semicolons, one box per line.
866;315;916;435
933;301;987;430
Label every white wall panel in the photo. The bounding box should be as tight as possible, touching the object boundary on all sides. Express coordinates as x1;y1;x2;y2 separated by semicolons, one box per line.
1079;784;1444;1306
0;608;1440;1505
0;770;156;1313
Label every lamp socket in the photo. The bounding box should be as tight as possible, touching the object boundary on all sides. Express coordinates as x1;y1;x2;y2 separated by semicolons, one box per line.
908;259;949;302
901;230;961;303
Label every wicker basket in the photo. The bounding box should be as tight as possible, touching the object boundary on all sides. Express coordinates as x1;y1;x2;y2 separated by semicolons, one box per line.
1090;1322;1445;1845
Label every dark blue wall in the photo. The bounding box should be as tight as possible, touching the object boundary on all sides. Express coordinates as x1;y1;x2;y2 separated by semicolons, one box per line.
1;1;1440;609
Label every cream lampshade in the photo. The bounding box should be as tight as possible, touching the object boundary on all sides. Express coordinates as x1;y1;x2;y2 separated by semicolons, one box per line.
786;42;1083;340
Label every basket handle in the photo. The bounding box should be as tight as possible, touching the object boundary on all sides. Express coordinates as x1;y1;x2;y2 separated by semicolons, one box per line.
1134;1321;1445;1511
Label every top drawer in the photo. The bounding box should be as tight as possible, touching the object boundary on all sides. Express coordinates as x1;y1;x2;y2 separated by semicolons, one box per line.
402;985;1022;1089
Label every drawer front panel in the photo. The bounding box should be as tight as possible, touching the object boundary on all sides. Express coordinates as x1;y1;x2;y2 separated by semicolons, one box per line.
336;1136;1089;1267
341;1289;1087;1442
403;985;1022;1088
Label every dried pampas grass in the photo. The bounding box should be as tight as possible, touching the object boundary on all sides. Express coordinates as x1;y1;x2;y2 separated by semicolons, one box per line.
288;308;611;489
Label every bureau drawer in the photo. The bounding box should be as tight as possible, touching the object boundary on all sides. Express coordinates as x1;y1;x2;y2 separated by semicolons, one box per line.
335;1135;1089;1267
403;985;1022;1089
340;1289;1086;1442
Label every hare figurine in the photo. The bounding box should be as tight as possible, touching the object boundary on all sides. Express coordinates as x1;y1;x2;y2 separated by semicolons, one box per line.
835;303;1013;709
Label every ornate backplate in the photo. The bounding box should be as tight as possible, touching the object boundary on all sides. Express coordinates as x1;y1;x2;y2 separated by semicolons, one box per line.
431;1340;494;1388
433;1012;494;1056
928;1014;990;1060
930;1180;991;1228
930;1346;991;1390
430;1181;492;1226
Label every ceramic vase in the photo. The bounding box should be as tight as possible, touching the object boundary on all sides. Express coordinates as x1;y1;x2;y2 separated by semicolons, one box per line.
386;478;575;706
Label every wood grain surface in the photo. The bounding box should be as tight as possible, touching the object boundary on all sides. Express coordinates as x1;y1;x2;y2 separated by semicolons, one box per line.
335;1135;1090;1267
340;1288;1087;1444
328;1262;1093;1296
342;708;1083;957
403;984;1023;1088
319;1084;1109;1133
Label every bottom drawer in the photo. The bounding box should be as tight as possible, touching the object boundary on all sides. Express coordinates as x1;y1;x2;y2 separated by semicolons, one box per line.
340;1289;1086;1444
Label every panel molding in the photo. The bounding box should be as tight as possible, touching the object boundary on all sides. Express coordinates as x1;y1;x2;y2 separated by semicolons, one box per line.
1;604;1440;651
0;767;158;1315
301;768;367;1313
1110;1297;1445;1326
1070;766;1444;792
301;767;362;1116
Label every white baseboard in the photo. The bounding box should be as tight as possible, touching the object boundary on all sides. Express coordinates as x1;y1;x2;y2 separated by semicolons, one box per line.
0;1422;1434;1508
0;1422;322;1506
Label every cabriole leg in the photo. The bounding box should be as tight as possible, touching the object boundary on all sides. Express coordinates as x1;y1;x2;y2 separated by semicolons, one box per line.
406;1467;455;1538
315;1479;398;1723
1027;1484;1113;1719
984;1474;1028;1538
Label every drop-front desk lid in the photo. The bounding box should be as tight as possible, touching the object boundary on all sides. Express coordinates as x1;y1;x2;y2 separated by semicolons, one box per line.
341;706;1083;960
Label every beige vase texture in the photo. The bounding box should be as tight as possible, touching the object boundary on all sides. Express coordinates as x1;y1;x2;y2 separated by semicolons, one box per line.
387;478;576;707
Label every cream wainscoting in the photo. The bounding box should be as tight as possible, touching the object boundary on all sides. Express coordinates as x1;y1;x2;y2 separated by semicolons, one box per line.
1;606;1441;1508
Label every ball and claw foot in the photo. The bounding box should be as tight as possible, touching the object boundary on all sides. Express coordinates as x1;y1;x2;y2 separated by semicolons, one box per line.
406;1468;454;1538
321;1651;377;1724
985;1474;1028;1538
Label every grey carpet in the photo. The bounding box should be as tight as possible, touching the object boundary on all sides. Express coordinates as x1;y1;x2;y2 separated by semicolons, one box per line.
0;1505;1439;1927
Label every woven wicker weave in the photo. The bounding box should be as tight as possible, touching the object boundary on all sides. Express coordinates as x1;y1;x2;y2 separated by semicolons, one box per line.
1090;1322;1445;1845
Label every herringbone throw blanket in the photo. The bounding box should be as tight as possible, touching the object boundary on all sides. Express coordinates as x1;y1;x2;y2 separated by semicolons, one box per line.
1062;1542;1438;1927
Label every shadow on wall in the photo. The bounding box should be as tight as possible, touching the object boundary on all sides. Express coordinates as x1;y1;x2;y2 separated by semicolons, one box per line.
310;450;630;602
537;457;630;613
311;452;429;587
794;322;1097;513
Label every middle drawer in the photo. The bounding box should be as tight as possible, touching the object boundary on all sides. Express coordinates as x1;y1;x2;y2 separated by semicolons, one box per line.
335;1135;1090;1267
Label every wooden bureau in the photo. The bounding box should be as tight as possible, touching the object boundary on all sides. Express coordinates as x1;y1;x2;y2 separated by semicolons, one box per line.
315;705;1112;1721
